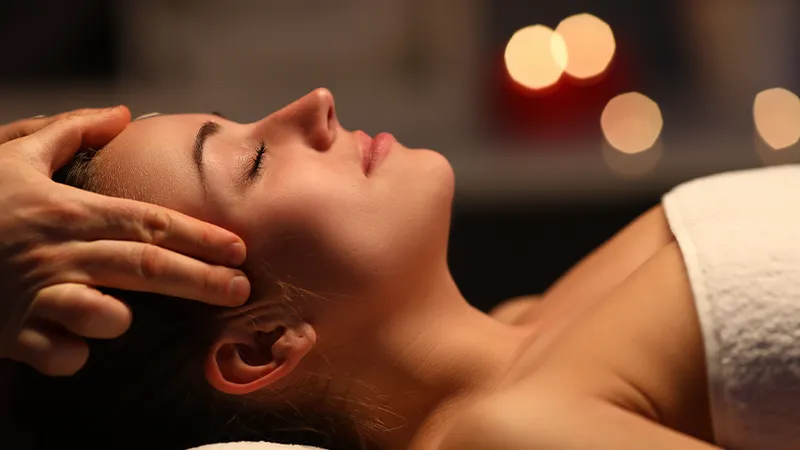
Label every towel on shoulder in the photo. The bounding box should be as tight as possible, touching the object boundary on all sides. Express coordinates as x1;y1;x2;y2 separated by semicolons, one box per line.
663;164;800;450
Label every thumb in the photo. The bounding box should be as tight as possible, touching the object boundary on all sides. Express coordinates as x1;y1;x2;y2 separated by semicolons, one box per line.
21;105;131;175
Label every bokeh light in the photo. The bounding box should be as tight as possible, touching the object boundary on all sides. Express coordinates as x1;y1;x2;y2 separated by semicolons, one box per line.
555;13;616;80
504;25;568;90
601;92;663;154
753;87;800;150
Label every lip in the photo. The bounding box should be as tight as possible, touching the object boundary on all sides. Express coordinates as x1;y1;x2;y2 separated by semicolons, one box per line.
365;132;395;176
356;130;395;176
355;130;373;175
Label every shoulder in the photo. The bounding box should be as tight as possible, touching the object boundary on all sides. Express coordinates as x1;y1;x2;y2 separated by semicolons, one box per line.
436;391;721;450
529;242;714;439
436;390;562;450
540;204;673;308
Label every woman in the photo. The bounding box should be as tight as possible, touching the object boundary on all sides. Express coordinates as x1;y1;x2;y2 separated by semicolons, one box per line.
10;89;800;450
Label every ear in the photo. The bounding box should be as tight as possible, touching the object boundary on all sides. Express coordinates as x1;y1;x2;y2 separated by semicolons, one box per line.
205;320;317;395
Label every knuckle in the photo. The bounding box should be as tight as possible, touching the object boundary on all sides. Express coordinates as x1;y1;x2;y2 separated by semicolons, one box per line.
24;244;59;267
200;265;224;298
204;266;218;295
198;224;214;249
21;246;72;284
44;198;90;228
140;208;171;245
52;115;83;135
36;116;83;148
136;244;165;281
57;114;83;126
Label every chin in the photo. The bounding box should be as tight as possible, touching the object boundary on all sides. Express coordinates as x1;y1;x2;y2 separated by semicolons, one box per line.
395;149;455;270
417;148;456;204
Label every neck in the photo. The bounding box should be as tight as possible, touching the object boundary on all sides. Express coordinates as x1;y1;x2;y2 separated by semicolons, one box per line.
324;267;532;450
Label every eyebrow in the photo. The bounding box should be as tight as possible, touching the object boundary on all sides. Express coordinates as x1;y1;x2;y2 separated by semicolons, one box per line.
193;121;221;187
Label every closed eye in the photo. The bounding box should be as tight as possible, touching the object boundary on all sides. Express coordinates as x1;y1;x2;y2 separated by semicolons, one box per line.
248;141;267;181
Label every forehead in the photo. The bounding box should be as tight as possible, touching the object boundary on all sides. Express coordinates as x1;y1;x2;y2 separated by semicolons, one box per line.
94;114;213;209
125;113;212;145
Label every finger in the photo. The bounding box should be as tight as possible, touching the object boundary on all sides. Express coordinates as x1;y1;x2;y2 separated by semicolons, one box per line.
77;192;247;267
7;322;89;376
30;283;132;339
0;108;124;145
52;108;117;120
62;240;251;306
17;105;132;174
0;116;59;144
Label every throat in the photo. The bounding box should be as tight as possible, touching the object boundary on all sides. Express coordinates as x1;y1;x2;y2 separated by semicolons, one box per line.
346;298;532;450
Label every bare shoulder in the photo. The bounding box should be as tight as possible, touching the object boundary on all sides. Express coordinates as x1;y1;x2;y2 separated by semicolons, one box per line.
543;204;673;303
440;242;722;449
489;205;673;327
526;242;714;440
437;375;719;450
435;387;564;450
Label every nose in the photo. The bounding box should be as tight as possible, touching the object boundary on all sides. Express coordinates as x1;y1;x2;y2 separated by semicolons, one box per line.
274;88;339;151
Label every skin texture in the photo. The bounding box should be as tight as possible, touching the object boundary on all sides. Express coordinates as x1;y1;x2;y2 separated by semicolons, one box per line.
86;89;717;450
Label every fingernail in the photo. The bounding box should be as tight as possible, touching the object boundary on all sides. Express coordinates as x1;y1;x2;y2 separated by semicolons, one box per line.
228;276;250;305
227;242;246;266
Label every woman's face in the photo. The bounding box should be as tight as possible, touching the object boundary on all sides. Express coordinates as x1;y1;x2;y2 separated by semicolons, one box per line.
93;89;455;324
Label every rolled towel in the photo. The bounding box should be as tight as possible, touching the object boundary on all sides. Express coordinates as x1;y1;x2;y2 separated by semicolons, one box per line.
663;164;800;450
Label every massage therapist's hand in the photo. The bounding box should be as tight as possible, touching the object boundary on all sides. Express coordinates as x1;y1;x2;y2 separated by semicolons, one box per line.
0;107;251;376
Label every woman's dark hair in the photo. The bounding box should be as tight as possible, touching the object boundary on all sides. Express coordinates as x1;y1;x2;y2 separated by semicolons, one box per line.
8;148;377;450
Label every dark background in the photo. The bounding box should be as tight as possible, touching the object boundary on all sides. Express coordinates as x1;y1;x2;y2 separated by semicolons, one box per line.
1;0;798;311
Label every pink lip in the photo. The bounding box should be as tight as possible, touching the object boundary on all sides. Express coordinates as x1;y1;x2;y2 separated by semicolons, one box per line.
356;130;395;176
355;130;373;175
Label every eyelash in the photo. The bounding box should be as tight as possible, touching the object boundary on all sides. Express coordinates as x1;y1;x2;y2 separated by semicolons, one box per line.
249;141;267;179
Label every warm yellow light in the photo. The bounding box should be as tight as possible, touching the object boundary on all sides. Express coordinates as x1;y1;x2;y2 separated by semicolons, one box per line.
555;13;616;80
754;88;800;150
601;92;663;154
504;25;568;90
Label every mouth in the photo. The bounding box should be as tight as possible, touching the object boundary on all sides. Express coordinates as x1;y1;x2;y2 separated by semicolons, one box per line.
355;130;395;176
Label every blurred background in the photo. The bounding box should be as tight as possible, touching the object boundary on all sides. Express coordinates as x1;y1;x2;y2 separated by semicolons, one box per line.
1;0;799;311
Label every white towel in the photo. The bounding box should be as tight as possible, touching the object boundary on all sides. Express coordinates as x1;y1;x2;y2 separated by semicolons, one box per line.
189;442;324;450
663;164;800;450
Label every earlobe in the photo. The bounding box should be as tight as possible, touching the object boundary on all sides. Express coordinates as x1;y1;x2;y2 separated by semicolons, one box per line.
205;322;317;396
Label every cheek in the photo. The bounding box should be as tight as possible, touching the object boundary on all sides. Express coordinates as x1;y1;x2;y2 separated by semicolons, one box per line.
238;150;455;296
240;167;377;295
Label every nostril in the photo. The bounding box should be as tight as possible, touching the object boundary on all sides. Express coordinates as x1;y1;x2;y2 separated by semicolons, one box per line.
327;106;335;128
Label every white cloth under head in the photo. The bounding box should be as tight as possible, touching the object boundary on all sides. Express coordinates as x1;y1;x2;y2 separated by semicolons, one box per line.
189;442;324;450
